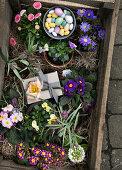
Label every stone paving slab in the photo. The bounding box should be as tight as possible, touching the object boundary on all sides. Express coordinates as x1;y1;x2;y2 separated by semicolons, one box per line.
102;123;108;150
110;46;122;79
108;115;122;148
108;81;122;114
111;149;122;169
100;153;110;170
115;10;122;44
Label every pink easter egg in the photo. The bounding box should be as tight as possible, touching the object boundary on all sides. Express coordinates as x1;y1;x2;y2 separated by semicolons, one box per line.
54;26;60;34
54;8;63;17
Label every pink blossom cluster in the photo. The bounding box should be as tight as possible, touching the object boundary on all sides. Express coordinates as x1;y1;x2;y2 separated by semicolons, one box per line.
0;104;23;129
14;2;42;23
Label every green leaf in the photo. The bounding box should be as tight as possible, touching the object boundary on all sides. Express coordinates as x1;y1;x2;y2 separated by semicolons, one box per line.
81;144;88;152
60;96;71;106
7;128;21;145
12;69;23;82
91;90;97;101
85;72;97;83
74;112;79;130
20;59;29;66
83;96;93;104
85;82;93;92
6;88;20;99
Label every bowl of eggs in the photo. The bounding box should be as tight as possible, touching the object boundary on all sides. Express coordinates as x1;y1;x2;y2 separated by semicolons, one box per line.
43;6;76;40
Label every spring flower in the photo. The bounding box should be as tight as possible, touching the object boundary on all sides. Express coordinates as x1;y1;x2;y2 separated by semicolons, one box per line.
42;102;48;108
18;141;24;148
57;146;62;152
62;69;72;77
42;164;49;170
78;86;85;95
46;142;50;147
28;14;34;21
69;41;77;49
10;112;20;123
17;151;24;160
79;35;91;46
47;151;53;159
77;9;86;17
18;112;23;121
44;44;49;51
44;157;49;163
56;157;60;162
92;41;97;47
84;10;94;19
77;77;85;86
20;9;26;16
55;54;60;58
50;144;57;150
32;120;39;131
68;145;85;163
66;79;77;92
93;16;97;20
30;156;38;165
18;146;22;151
0;112;8;121
34;149;41;156
48;114;56;124
46;106;51;112
35;13;42;19
60;149;66;157
35;24;40;30
64;84;73;98
15;14;21;23
10;38;16;46
80;22;90;32
2;104;14;112
39;46;45;53
98;29;105;40
31;147;36;152
41;150;47;157
10;98;18;107
2;118;13;128
33;2;42;9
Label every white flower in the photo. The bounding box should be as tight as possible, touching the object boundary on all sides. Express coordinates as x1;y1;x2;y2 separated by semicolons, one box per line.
42;102;48;108
44;44;49;51
48;114;56;124
10;112;19;123
2;118;13;129
2;104;13;112
0;112;8;121
20;9;26;16
18;112;23;121
68;145;85;163
32;120;39;131
62;69;72;77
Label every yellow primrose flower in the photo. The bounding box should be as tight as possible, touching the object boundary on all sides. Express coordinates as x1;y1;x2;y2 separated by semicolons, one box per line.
32;120;39;131
44;43;49;51
46;106;51;112
42;102;48;108
48;114;56;124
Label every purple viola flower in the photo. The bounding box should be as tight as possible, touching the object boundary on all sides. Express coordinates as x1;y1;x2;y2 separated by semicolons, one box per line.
50;144;57;150
69;41;77;49
78;86;85;95
61;110;68;119
92;25;100;29
77;9;86;17
84;10;94;19
55;54;60;58
60;149;66;157
80;22;90;32
90;48;96;52
47;151;53;159
10;98;18;108
92;41;97;47
79;35;91;46
17;151;24;160
31;146;36;152
18;141;24;148
98;29;105;40
62;69;72;77
30;156;38;165
45;141;50;147
77;77;85;86
66;79;77;92
57;146;62;152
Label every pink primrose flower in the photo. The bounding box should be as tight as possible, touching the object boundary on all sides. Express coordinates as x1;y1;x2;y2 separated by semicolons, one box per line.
28;14;34;21
35;13;41;19
20;9;26;16
33;2;42;9
15;14;21;23
10;38;16;46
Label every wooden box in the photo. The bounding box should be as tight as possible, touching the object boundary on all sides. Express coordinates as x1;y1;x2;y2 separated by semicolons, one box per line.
0;0;120;170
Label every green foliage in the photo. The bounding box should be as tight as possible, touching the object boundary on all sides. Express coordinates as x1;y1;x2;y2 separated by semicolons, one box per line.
48;40;73;64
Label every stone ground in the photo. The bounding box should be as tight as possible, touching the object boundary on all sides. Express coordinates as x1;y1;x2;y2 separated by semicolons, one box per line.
100;1;122;170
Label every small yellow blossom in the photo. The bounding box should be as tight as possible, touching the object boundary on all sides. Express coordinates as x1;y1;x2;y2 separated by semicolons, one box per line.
42;102;48;108
48;114;56;124
32;120;39;131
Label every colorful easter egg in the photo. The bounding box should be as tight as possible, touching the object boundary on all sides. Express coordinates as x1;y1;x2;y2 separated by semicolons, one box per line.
61;13;65;18
49;10;54;14
46;18;52;23
62;21;67;27
65;15;73;23
60;25;63;29
49;23;55;28
54;8;63;16
64;31;70;35
52;32;57;36
54;26;60;34
64;23;70;31
55;17;63;26
49;28;54;33
45;22;49;28
47;14;52;18
52;17;56;23
59;29;64;35
52;13;58;18
70;23;73;30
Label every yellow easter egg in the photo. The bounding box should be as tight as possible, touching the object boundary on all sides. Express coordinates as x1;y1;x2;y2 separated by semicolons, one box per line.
64;23;70;32
60;25;63;29
59;29;64;35
46;18;52;23
47;14;52;18
47;26;50;30
49;23;55;28
64;31;70;35
52;13;58;18
45;22;49;28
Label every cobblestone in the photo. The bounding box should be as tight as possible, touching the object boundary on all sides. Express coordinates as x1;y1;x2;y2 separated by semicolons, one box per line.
100;153;110;170
111;149;122;170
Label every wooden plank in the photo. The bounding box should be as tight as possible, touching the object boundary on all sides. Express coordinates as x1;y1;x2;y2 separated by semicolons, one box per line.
88;0;120;170
0;0;12;100
9;0;21;11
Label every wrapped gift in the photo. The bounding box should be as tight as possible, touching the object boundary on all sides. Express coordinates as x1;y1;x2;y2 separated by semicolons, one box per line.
22;71;62;104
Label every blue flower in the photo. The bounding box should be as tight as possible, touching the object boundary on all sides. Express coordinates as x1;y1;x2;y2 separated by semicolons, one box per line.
77;9;86;17
84;10;94;19
80;22;90;32
55;54;60;58
79;35;91;46
62;69;72;77
98;29;105;40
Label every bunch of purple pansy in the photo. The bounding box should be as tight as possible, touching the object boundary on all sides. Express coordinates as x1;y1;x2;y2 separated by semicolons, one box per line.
0;104;23;129
77;9;105;51
17;141;66;169
64;77;85;98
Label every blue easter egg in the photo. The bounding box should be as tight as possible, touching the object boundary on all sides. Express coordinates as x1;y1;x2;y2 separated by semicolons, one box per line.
52;17;56;23
62;21;67;27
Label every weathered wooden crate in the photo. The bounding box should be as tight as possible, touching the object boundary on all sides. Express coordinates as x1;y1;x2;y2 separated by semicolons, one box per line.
0;0;120;170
